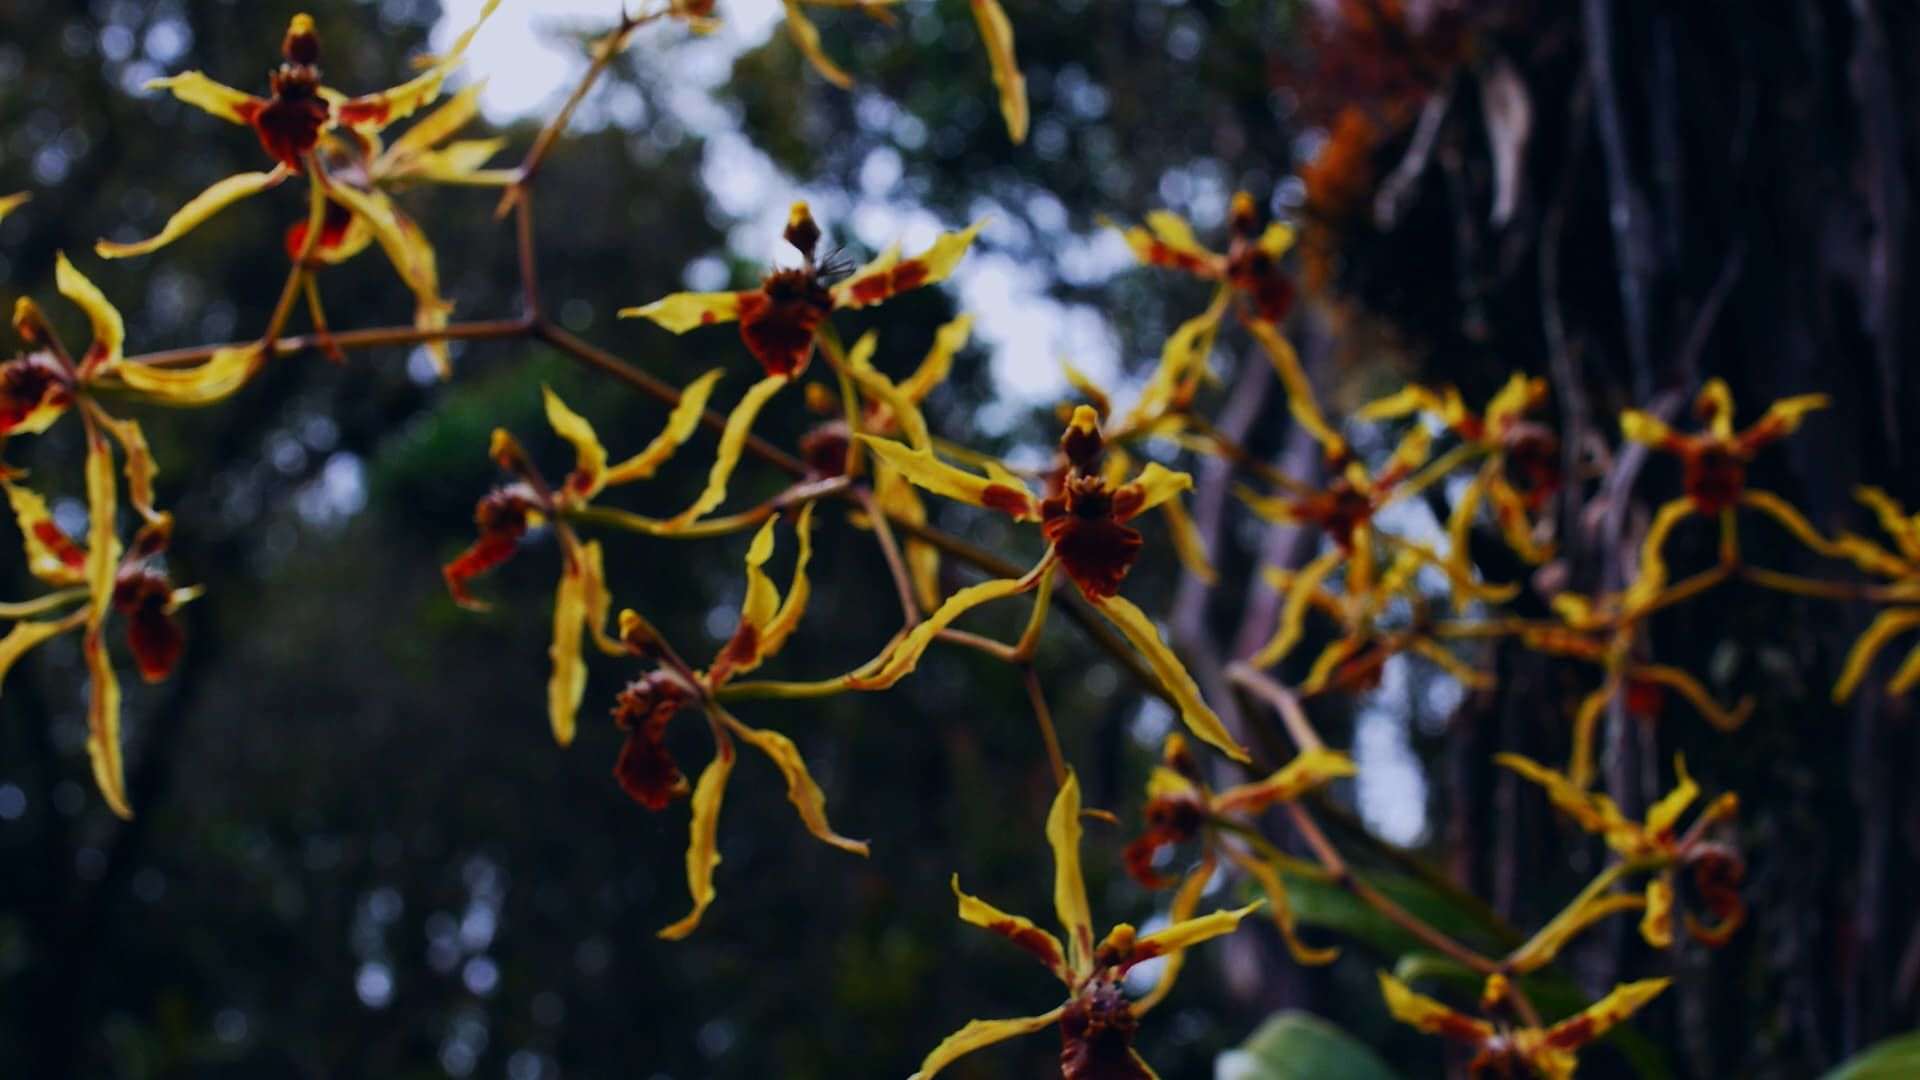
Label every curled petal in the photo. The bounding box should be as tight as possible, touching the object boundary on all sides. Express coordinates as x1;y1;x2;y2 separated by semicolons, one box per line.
322;184;454;375
1854;486;1920;563
846;575;1033;690
1495;753;1622;837
1234;852;1337;966
1634;496;1696;592
619;290;747;332
54;253;124;372
857;436;1039;520
0;191;29;223
1113;463;1193;523
1406;638;1496;690
1833;607;1920;702
1634;664;1753;732
1354;384;1442;422
727;716;868;855
1059;360;1112;420
658;738;737;940
1890;640;1920;695
663;374;787;530
1214;748;1357;815
1127;289;1226;430
1134;860;1212;1013
114;344;264;405
99;416;161;523
1539;977;1670;1052
542;386;609;499
714;516;784;682
899;314;972;403
1157;497;1217;586
1248;548;1341;669
144;71;261;125
1376;972;1496;1045
603;368;725;486
908;1009;1066;1080
760;502;816;660
5;482;88;586
952;874;1070;982
834;218;988;309
1486;474;1554;564
1048;769;1096;973
780;0;854;88
1245;319;1346;459
382;81;485;167
1567;684;1611;791
1508;889;1646;974
96;167;290;259
969;0;1027;142
1738;393;1831;451
1639;875;1675;949
1742;489;1842;557
1090;593;1249;762
1643;755;1700;840
83;627;130;819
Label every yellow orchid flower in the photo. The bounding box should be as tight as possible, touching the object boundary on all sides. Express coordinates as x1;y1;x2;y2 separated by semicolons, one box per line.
913;770;1261;1078
1826;487;1920;700
1380;970;1669;1080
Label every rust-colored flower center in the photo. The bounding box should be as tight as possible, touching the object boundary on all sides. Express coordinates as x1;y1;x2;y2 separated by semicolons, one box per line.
112;566;184;682
612;672;692;809
799;420;851;479
1041;475;1142;598
244;66;331;169
1123;794;1203;888
1226;243;1295;324
1502;424;1562;509
1059;984;1151;1080
1683;444;1746;515
284;198;356;260
737;268;834;378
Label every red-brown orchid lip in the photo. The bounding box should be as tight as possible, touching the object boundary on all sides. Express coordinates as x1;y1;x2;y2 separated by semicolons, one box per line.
0;352;75;434
1058;983;1151;1080
1041;475;1144;599
737;268;834;378
612;672;692;810
238;66;331;169
442;484;544;609
112;565;184;682
284;198;356;260
1122;795;1203;889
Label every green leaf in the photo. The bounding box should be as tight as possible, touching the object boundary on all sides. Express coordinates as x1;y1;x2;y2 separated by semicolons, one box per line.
1216;1011;1403;1080
1824;1030;1920;1080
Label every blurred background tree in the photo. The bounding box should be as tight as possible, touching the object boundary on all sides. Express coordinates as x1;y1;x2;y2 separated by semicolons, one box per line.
0;0;1914;1077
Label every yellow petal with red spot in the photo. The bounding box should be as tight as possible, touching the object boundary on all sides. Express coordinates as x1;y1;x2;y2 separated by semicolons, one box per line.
53;252;124;372
1215;748;1356;815
856;436;1039;520
1047;769;1095;973
1377;972;1496;1044
845;575;1032;689
546;536;593;747
604;368;725;487
1245;318;1346;458
908;1009;1065;1080
659;738;737;940
618;291;746;332
96;167;291;259
1116;463;1194;522
833;219;988;309
1134;899;1262;963
728;717;867;855
541;386;609;500
1091;593;1250;762
969;0;1027;142
5;483;88;587
661;374;787;530
780;0;854;88
115;344;263;405
1539;977;1670;1051
952;874;1070;982
1248;548;1341;669
900;314;972;402
143;71;260;125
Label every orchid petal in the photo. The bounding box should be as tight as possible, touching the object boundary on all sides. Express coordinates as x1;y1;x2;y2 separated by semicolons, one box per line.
96;166;290;259
1048;769;1095;973
1091;593;1249;762
969;0;1027;142
952;874;1070;982
908;1009;1065;1080
659;738;737;940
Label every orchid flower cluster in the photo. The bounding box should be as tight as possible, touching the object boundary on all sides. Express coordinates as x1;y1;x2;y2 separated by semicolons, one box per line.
1;5;1911;1078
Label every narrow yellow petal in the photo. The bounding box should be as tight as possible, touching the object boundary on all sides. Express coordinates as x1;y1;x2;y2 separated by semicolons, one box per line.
1135;860;1213;1013
1245;318;1346;458
99;416;160;522
1249;548;1342;669
618;290;746;333
760;503;816;659
1091;593;1250;762
1495;753;1620;836
1235;851;1337;965
969;0;1027;142
1619;410;1679;451
729;718;867;855
1697;379;1736;439
1509;890;1646;974
0;191;30;224
1832;607;1920;702
1854;486;1920;563
781;0;854;88
856;436;1038;519
322;185;453;375
1048;769;1095;973
1635;664;1753;732
1376;972;1495;1043
83;427;129;819
908;1009;1065;1080
541;386;609;500
1215;748;1357;815
1127;289;1226;430
1635;496;1696;592
604;368;726;486
54;252;124;371
952;874;1070;982
96;167;290;259
1541;977;1670;1050
1059;359;1112;419
663;375;787;529
900;314;973;402
1158;497;1217;585
1354;385;1443;422
845;575;1032;689
1567;684;1610;791
659;739;737;940
1888;640;1920;695
383;81;485;165
143;71;259;125
0;618;79;692
1639;875;1675;949
1134;899;1263;961
83;627;130;819
113;344;263;406
1741;489;1842;557
1257;221;1296;260
546;537;592;746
